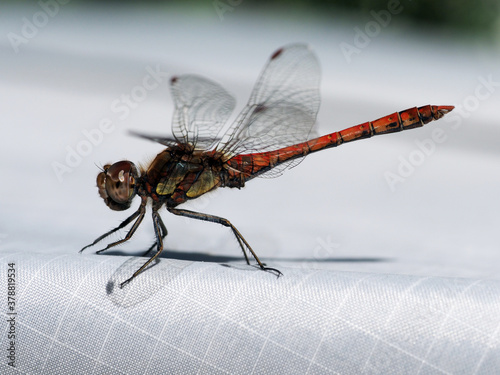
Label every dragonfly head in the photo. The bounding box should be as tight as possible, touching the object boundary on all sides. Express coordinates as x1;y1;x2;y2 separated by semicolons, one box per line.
97;161;139;211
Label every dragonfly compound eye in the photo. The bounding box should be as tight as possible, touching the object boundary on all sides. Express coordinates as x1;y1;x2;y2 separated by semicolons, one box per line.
96;161;139;211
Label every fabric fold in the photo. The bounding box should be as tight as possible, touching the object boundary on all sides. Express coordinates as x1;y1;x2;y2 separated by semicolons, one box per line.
0;250;498;374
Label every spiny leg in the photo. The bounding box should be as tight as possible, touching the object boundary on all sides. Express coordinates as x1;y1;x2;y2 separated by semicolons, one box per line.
167;207;282;276
141;215;168;257
95;208;146;254
120;210;166;288
80;208;141;253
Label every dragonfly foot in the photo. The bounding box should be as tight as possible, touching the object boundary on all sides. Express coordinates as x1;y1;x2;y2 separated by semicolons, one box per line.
260;265;283;278
119;279;131;289
79;245;91;253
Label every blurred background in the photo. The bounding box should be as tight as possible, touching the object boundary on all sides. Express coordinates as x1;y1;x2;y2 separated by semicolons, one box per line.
1;0;499;278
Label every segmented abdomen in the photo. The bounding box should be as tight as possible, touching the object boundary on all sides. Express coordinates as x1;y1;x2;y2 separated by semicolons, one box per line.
226;105;454;181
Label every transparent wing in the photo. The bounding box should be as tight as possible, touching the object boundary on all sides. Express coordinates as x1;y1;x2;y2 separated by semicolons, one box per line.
217;44;321;163
257;119;322;178
129;131;222;152
129;131;179;148
170;75;236;150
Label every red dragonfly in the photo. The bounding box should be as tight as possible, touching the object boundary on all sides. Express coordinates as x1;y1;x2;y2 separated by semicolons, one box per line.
81;44;454;287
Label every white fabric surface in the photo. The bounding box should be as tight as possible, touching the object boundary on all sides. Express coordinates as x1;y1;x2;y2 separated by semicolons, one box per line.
1;250;499;374
1;3;500;374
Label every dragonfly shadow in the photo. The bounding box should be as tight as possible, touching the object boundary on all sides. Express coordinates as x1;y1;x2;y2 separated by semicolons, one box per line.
100;249;390;264
281;257;392;263
101;248;248;263
106;256;193;307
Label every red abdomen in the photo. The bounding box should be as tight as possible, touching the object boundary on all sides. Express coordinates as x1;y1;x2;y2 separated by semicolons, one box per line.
226;105;454;182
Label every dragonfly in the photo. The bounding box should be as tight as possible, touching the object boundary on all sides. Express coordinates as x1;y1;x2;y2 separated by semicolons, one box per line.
81;44;454;287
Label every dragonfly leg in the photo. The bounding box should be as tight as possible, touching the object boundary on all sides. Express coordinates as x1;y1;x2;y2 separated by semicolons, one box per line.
80;198;147;254
94;206;146;254
80;208;142;253
142;215;168;257
167;207;282;277
120;210;165;288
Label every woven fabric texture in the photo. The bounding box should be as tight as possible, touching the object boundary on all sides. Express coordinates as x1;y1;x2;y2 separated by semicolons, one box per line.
1;250;499;374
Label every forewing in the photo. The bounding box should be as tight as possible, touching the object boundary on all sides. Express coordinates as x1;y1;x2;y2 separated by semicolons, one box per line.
170;75;236;150
217;44;321;160
129;131;179;148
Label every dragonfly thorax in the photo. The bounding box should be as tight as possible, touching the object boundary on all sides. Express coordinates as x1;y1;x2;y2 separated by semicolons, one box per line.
97;160;139;211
